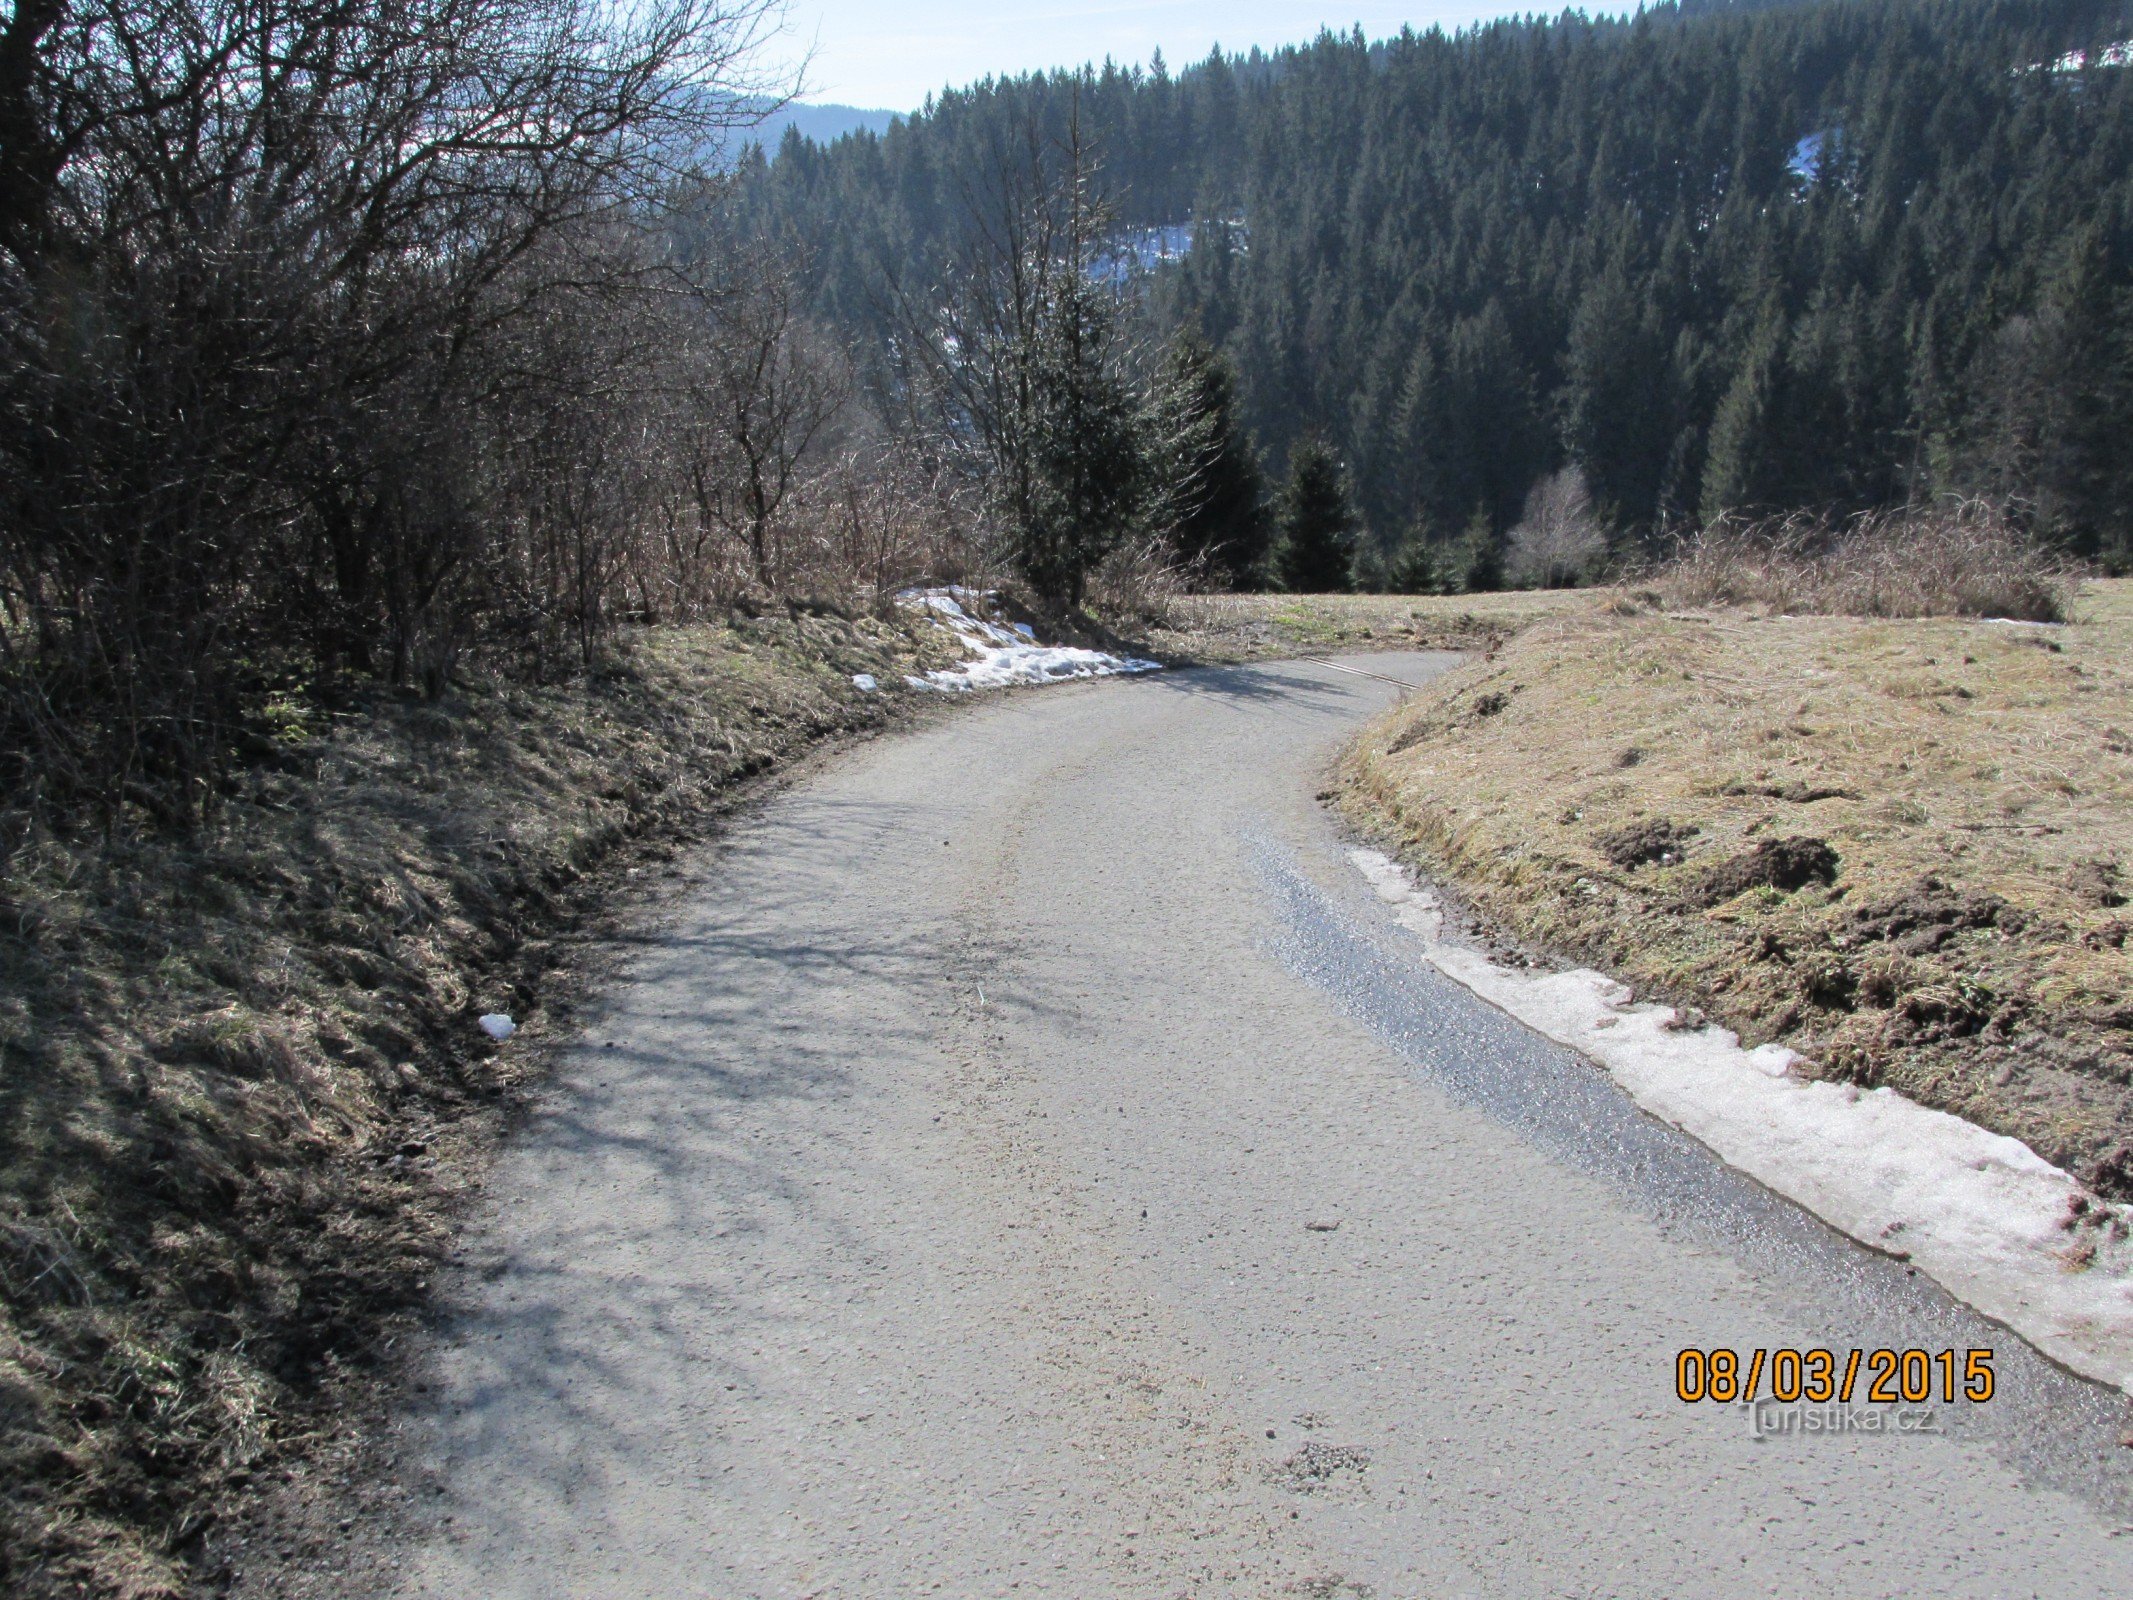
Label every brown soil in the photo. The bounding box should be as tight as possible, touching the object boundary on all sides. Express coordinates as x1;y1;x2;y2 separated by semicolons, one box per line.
1594;818;1698;869
1691;836;1842;905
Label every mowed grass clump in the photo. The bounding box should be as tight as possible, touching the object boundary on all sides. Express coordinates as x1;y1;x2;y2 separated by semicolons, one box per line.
1343;580;2133;1196
0;608;951;1597
1659;501;2080;623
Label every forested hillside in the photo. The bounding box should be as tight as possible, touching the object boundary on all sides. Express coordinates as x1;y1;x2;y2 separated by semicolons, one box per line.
739;0;2133;573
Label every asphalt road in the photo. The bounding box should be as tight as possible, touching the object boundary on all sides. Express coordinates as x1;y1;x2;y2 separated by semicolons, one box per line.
380;653;2133;1599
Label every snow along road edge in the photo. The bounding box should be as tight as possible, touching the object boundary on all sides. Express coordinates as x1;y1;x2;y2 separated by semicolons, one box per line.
1348;846;2133;1394
899;588;1160;692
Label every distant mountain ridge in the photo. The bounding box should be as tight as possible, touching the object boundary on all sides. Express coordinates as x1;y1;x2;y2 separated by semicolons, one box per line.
742;101;899;149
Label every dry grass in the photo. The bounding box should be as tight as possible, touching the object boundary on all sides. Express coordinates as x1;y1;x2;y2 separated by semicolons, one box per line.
1081;536;1200;629
1343;580;2133;1196
1658;501;2081;622
0;606;964;1597
1134;590;1589;664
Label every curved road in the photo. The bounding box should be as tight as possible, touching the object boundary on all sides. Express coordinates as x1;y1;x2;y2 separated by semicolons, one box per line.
380;653;2133;1598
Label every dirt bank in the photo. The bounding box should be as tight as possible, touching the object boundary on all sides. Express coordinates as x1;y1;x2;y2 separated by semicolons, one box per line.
1342;580;2133;1199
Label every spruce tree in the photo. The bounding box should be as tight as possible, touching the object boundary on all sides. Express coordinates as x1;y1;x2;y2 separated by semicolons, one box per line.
1562;255;1672;527
1274;438;1357;592
1157;332;1272;584
1021;269;1153;609
2041;228;2133;564
1387;528;1442;595
1456;504;1505;593
1700;304;1785;523
1347;540;1392;594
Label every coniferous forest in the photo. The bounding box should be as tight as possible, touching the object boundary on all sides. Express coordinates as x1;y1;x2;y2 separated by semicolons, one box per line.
735;0;2133;578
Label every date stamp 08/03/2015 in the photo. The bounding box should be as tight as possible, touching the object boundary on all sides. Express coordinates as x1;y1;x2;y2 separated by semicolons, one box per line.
1674;1347;1997;1438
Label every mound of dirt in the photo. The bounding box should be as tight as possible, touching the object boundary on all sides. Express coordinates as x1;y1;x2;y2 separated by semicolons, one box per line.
1836;877;2022;956
1595;818;1698;869
1693;836;1840;905
2069;859;2126;909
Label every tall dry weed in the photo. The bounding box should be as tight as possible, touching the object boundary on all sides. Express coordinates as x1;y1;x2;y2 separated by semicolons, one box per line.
1658;501;2079;621
1083;535;1199;625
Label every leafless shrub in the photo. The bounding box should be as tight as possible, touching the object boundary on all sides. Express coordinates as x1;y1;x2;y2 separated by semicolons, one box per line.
1505;466;1608;589
676;257;853;595
0;0;790;820
818;443;989;605
1083;535;1195;625
1657;501;2081;621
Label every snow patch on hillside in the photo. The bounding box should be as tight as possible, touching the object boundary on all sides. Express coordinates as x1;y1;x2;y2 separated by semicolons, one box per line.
2049;40;2133;72
2021;40;2133;75
1349;846;2133;1394
898;588;1160;692
1787;128;1838;181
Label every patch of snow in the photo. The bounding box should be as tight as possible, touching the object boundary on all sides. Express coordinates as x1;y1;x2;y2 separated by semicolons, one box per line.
851;673;879;692
2049;41;2133;72
897;587;1160;693
1349;846;2133;1393
2023;40;2133;75
1089;223;1197;285
478;1013;517;1041
897;583;990;613
1787;129;1835;182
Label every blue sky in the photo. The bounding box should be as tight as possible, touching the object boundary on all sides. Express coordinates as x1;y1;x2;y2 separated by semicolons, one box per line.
775;3;1591;112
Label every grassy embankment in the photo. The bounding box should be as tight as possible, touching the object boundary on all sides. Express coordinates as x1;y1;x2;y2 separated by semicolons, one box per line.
0;606;989;1598
1133;589;1584;663
1343;580;2133;1200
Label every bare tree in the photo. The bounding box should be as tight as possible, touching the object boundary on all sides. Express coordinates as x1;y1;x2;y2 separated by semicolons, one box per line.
1505;466;1608;588
696;262;849;590
895;111;1070;549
